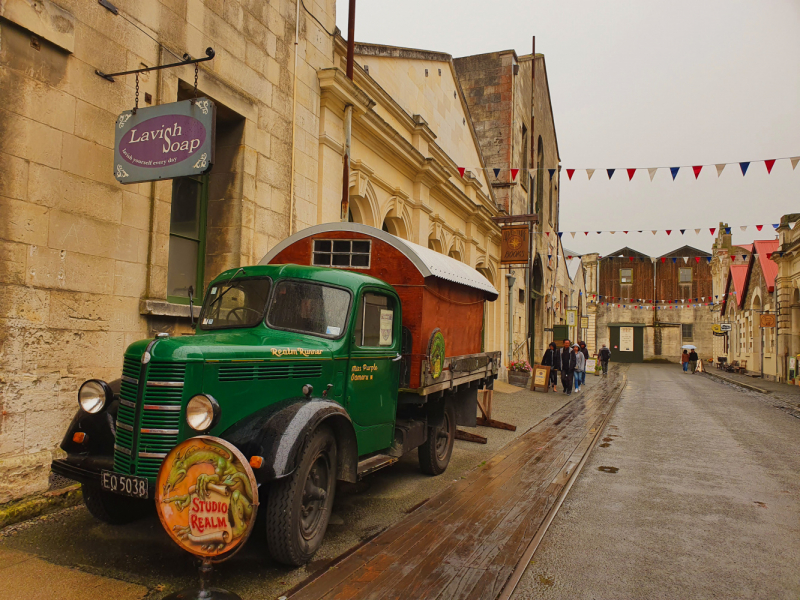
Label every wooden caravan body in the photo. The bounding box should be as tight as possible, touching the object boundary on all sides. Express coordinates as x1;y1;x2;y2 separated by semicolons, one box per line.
260;223;499;392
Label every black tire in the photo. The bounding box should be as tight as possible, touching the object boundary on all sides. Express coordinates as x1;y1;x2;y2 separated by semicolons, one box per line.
81;482;151;525
419;401;456;475
266;426;337;566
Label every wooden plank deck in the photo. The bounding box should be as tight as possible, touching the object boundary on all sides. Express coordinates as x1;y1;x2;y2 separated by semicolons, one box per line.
290;369;626;600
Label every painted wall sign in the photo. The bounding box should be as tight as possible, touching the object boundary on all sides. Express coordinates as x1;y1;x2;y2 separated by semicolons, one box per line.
114;99;216;184
566;310;577;327
500;225;529;264
157;436;257;559
619;327;634;352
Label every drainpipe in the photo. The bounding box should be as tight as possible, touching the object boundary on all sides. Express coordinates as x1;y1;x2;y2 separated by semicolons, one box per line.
774;281;779;381
288;0;301;235
507;273;516;363
341;0;356;222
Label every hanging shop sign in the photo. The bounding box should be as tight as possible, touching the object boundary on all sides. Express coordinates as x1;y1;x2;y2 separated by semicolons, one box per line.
712;323;732;334
157;436;258;560
760;314;776;328
500;225;529;265
114;99;216;184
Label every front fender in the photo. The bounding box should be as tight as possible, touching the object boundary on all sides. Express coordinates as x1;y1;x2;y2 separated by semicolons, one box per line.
221;398;359;484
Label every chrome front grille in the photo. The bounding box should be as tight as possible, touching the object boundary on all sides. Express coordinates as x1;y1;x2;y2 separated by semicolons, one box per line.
113;357;186;478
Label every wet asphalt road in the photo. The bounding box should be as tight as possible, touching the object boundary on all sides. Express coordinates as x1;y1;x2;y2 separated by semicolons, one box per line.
512;364;800;600
0;383;571;600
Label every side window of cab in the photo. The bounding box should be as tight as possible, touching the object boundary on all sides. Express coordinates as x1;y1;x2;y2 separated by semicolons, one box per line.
353;293;396;348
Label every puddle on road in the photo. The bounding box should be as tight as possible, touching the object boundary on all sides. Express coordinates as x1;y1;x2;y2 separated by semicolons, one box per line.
753;501;768;508
598;466;619;473
599;443;611;448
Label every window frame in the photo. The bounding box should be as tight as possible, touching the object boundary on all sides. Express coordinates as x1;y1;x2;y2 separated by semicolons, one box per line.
312;238;372;270
620;268;633;284
681;323;693;340
167;174;209;305
265;278;353;341
353;290;398;349
679;268;692;284
197;276;273;331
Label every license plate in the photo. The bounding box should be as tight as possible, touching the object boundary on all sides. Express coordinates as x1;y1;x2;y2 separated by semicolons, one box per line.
101;470;150;499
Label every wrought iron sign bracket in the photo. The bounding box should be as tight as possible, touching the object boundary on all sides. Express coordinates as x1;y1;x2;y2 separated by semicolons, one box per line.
95;47;215;82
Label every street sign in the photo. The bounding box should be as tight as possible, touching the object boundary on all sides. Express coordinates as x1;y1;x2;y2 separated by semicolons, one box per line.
157;436;258;560
760;314;776;328
500;225;529;264
114;99;216;184
712;323;732;334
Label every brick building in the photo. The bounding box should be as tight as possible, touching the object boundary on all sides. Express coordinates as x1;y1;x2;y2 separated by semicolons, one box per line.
583;246;713;363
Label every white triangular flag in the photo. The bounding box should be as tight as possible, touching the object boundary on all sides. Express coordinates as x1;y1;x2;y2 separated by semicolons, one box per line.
694;229;701;234
791;157;800;170
683;257;688;263
740;226;747;232
681;299;684;303
586;169;595;180
715;164;726;177
648;168;658;181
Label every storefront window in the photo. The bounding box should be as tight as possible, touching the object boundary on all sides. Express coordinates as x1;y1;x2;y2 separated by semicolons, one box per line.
167;176;208;304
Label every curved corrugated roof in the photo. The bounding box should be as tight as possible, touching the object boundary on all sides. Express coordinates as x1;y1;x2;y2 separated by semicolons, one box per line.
259;223;499;299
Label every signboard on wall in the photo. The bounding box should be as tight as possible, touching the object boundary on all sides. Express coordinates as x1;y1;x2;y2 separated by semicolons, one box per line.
619;326;634;352
566;310;577;327
712;323;732;334
760;314;776;328
580;316;589;328
500;225;529;264
114;99;216;184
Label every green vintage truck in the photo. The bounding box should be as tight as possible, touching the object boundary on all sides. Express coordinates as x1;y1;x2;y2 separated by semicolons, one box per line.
53;224;499;565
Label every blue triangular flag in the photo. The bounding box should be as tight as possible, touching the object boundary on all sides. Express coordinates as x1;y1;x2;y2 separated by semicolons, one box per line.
548;254;552;261
670;167;680;180
742;255;746;261
725;227;731;234
740;162;749;175
493;168;500;178
772;223;780;229
706;257;712;263
557;232;563;238
607;169;615;179
680;229;686;235
548;169;555;180
672;257;677;263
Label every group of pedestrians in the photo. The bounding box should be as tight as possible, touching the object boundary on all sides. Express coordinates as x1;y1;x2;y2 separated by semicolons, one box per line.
541;339;610;395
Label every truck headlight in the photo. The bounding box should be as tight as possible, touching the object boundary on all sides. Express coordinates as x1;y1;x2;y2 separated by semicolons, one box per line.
186;394;220;431
79;380;112;414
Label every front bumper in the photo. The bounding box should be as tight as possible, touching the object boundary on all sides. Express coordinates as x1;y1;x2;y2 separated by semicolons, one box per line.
51;456;113;485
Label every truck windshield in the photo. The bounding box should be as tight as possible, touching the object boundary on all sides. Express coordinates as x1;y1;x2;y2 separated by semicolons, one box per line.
267;280;350;338
199;277;272;330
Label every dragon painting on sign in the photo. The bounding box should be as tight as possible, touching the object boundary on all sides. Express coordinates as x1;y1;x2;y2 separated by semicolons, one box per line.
161;440;255;553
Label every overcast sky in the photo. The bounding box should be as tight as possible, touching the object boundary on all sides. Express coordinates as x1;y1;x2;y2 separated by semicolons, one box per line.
338;0;800;257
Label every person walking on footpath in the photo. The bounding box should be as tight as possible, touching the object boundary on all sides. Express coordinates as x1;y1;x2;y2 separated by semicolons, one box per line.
560;339;576;395
541;342;559;392
573;344;586;392
578;341;589;389
681;349;690;373
598;343;611;376
689;349;699;374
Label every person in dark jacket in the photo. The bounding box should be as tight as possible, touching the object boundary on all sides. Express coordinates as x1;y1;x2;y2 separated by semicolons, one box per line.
598;343;611;376
688;349;699;373
560;339;576;394
541;342;559;392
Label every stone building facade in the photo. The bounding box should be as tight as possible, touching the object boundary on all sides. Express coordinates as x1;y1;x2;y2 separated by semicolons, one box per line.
774;214;800;381
584;246;713;363
453;49;561;364
0;0;336;502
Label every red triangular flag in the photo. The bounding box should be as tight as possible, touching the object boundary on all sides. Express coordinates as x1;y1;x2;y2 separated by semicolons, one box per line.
666;230;671;235
695;256;700;263
693;165;703;179
511;168;519;180
709;228;716;235
623;231;628;234
756;225;763;231
458;167;465;178
584;232;589;236
660;257;666;263
627;168;636;180
765;159;775;174
567;169;575;180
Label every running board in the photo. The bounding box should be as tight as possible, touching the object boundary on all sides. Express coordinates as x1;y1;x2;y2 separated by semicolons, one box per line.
357;454;398;479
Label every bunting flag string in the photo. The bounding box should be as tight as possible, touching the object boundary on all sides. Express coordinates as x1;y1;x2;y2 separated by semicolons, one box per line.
455;156;800;179
525;221;793;238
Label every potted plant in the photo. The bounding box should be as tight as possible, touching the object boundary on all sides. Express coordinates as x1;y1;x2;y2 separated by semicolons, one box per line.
507;360;532;387
593;360;602;377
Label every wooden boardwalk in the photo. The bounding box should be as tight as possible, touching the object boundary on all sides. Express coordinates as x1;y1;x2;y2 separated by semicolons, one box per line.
290;369;626;600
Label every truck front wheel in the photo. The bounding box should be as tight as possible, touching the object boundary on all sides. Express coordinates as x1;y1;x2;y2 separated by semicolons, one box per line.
266;426;337;566
419;401;455;475
81;482;151;524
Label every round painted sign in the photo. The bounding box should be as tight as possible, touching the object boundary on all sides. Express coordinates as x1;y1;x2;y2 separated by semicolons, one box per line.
118;114;207;168
427;329;446;379
157;436;258;560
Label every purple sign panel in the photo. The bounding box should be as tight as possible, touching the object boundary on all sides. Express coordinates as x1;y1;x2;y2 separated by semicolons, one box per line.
114;99;215;184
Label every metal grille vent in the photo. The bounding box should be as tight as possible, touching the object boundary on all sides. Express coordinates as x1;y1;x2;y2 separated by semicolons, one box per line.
218;362;323;382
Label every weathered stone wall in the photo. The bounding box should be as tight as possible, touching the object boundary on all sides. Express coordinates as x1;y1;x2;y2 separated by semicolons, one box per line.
0;0;335;503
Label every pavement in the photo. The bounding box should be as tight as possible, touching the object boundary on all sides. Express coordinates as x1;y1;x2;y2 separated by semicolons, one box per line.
511;363;800;600
0;381;573;600
702;368;800;417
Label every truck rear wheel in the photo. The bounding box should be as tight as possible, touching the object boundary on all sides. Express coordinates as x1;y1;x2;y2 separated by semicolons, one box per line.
81;482;151;525
419;401;455;475
266;426;337;566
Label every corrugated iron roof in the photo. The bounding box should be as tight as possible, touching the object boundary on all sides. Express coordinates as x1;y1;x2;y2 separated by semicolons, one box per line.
753;239;779;292
730;265;748;308
259;223;499;299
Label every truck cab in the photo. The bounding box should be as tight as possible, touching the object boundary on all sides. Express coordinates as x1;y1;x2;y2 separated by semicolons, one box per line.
54;225;499;566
